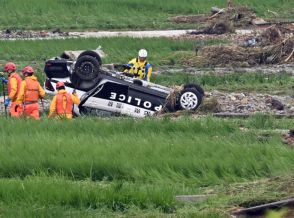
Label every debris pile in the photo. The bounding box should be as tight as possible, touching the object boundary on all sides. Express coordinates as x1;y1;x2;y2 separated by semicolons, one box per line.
206;91;294;115
173;24;294;67
155;90;294;117
190;22;234;35
171;5;261;36
171;5;258;29
199;35;294;66
0;29;69;39
170;3;294;67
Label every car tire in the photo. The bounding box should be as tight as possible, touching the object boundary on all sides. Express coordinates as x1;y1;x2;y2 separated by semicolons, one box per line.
183;83;205;95
177;88;203;110
77;50;102;65
74;55;101;81
71;55;101;90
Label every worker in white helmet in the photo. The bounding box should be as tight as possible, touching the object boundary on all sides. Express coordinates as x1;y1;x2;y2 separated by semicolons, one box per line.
124;49;152;81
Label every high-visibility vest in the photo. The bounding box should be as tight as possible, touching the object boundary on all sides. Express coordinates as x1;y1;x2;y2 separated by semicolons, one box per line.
8;73;22;97
129;58;148;79
24;77;39;102
56;93;73;115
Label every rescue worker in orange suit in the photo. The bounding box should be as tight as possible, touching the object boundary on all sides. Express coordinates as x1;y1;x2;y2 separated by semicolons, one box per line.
1;62;22;117
48;81;80;119
124;49;152;81
16;66;45;120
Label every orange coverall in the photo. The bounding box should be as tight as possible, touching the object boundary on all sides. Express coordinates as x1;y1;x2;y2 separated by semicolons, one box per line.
7;72;22;117
16;75;45;120
48;89;80;119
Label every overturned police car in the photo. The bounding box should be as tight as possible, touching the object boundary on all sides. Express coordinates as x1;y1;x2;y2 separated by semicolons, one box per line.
44;50;204;117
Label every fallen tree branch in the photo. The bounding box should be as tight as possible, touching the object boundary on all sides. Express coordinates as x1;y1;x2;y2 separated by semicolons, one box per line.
284;47;294;62
211;7;226;14
209;8;225;19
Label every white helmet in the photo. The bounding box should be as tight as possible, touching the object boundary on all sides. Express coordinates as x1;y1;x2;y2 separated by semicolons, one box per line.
138;49;148;58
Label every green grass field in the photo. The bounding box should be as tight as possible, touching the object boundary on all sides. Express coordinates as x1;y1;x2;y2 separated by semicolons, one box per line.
0;0;293;30
0;116;293;217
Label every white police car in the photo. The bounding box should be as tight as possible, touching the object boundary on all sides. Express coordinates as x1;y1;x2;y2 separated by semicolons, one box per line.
44;50;204;117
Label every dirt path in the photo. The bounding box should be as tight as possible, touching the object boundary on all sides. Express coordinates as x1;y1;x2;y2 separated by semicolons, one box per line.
0;29;195;40
0;29;257;40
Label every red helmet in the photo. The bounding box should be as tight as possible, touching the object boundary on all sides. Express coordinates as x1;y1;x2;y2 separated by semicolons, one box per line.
56;81;65;89
4;62;16;72
22;66;34;74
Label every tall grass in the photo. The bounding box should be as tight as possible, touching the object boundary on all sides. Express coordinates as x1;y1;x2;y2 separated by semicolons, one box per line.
0;0;293;30
0;117;292;216
0;117;293;184
0;176;176;212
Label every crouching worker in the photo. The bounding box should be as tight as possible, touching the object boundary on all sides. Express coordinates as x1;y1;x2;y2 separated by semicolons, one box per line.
124;49;152;81
2;62;22;117
17;66;45;120
48;82;80;119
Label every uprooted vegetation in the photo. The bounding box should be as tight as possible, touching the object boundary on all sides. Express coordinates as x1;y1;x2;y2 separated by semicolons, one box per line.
171;5;261;35
169;3;294;67
164;25;294;67
200;35;294;67
171;5;258;28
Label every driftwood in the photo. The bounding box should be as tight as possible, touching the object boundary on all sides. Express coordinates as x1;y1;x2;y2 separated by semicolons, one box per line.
254;20;294;26
284;48;294;62
251;18;269;25
211;7;226;14
209;8;225;19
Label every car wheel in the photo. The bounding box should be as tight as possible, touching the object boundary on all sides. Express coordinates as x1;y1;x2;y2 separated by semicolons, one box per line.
177;88;203;110
71;55;101;90
74;55;100;81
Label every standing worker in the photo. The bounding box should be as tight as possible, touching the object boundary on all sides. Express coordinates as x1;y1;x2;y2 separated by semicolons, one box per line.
125;49;152;81
16;66;45;120
1;62;22;117
48;81;80;119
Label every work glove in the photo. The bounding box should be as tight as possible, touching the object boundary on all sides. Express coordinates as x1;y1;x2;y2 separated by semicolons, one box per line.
0;77;8;85
4;98;11;107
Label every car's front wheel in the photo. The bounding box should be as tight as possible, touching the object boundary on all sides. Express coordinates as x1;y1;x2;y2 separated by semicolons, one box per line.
177;88;203;110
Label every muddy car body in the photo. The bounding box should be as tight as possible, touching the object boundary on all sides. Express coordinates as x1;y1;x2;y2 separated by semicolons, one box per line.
44;50;204;117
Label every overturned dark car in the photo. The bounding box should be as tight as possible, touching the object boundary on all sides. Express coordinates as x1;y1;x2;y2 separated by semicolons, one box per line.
44;50;204;117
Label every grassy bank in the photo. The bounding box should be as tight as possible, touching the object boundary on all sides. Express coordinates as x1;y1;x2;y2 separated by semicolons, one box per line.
0;116;293;182
0;116;293;216
0;0;293;30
